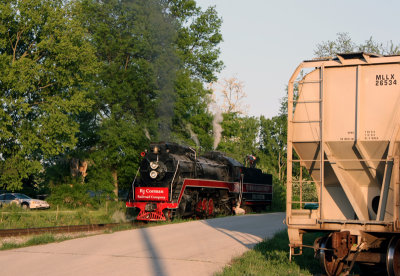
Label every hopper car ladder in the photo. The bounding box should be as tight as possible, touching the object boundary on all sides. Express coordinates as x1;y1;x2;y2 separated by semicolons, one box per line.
287;66;324;217
287;66;325;257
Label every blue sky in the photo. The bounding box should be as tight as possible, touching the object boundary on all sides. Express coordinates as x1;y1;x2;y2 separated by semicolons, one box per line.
196;0;400;118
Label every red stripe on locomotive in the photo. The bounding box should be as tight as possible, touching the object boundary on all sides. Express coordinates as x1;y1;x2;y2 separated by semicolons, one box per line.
177;178;239;204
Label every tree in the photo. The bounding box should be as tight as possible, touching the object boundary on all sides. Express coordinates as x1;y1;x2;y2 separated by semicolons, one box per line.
314;32;400;58
0;0;98;191
168;0;223;151
171;71;213;150
216;113;260;163
209;75;257;161
77;0;224;197
168;0;224;82
78;0;179;197
259;115;287;180
212;76;248;115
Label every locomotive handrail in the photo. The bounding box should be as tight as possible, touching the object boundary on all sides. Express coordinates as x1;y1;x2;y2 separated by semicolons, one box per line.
170;160;180;201
131;167;140;202
238;174;244;207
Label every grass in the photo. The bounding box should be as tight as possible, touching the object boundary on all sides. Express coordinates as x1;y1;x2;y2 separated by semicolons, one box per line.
0;223;141;250
216;230;324;276
0;204;201;250
1;233;72;250
0;201;128;229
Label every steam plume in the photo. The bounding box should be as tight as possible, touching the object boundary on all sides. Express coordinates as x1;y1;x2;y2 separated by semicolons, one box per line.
144;128;151;140
213;107;223;150
186;124;200;148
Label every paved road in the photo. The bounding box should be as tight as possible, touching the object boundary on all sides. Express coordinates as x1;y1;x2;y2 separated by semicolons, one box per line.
0;212;286;276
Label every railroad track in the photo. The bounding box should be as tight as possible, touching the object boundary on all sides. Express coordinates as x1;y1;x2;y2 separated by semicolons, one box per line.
0;222;142;237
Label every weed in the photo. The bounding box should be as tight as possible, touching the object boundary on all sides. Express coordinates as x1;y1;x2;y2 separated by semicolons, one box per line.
216;230;323;276
1;242;19;250
0;202;127;229
25;233;56;246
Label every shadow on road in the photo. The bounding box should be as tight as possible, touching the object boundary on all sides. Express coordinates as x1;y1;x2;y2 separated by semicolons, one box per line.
200;212;286;249
139;227;166;276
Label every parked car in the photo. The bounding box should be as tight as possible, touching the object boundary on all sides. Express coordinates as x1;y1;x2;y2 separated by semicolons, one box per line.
0;193;50;209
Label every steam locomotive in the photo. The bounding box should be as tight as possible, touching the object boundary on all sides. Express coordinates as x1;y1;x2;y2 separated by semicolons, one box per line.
126;142;272;221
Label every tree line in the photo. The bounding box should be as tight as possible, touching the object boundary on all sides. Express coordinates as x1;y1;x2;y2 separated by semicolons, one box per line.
1;0;398;209
0;0;224;204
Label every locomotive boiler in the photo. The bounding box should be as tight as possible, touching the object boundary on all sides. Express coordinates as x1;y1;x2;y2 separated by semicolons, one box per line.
126;142;272;221
287;53;400;275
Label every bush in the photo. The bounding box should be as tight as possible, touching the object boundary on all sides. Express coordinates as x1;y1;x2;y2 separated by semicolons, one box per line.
46;183;112;209
271;176;286;211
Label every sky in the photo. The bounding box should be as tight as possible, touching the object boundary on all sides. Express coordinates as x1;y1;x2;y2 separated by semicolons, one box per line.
196;0;400;119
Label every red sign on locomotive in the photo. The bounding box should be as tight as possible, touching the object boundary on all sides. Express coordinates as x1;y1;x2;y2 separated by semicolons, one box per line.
134;187;169;201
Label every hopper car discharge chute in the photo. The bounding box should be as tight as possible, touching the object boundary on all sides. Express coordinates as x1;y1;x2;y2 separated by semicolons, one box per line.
286;53;400;276
126;142;272;221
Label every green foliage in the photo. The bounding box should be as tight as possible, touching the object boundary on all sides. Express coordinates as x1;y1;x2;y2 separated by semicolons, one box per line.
72;0;224;195
25;233;57;246
46;183;107;208
271;176;286;211
258;115;287;180
172;70;213;150
169;0;224;82
314;32;400;58
0;0;98;191
0;202;24;212
85;161;115;194
0;0;224;197
217;230;323;276
1;234;74;250
217;113;260;162
0;201;126;229
79;0;170;138
44;158;74;186
1;242;19;250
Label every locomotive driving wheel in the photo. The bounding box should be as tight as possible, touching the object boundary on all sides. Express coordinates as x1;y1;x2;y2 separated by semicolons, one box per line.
318;235;346;276
195;198;214;218
387;236;400;276
207;198;214;217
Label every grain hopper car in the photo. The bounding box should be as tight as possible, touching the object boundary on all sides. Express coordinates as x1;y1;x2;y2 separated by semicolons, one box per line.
286;53;400;275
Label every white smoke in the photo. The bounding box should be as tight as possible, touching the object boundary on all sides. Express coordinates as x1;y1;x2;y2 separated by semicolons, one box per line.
212;107;223;150
144;128;151;140
186;124;200;148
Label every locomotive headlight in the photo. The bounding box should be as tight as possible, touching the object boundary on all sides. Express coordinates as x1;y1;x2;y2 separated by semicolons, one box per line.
150;161;159;170
153;146;159;154
150;170;158;179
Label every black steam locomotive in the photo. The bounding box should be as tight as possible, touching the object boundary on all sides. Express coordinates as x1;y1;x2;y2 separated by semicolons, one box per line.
126;142;272;221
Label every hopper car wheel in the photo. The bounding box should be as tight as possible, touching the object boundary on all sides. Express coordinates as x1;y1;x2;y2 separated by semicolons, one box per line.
318;235;346;276
387;236;400;276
